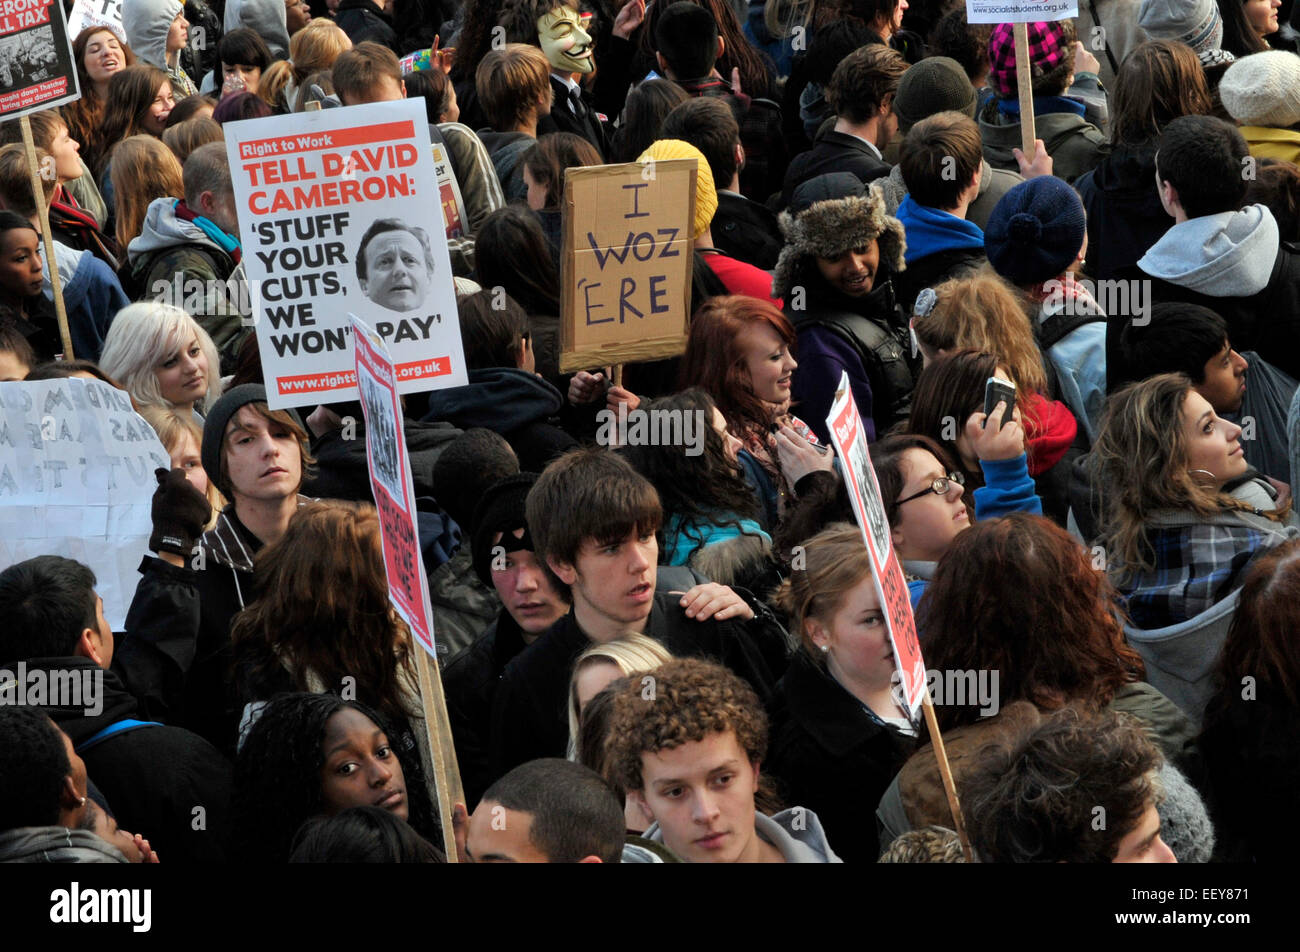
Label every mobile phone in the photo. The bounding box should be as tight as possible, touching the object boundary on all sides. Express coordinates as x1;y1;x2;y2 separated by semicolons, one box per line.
983;376;1017;429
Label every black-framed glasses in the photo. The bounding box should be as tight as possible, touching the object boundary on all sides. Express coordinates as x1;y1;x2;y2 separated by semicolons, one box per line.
896;472;963;506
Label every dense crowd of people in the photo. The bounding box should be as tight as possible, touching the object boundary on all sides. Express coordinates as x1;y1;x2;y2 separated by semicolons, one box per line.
3;0;1300;865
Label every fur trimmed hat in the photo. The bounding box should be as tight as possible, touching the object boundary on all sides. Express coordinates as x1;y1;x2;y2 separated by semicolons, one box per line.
772;174;906;299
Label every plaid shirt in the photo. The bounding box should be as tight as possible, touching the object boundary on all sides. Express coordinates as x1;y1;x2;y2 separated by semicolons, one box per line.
1123;520;1276;630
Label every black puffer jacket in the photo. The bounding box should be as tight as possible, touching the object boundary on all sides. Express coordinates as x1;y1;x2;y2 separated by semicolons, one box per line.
421;368;577;473
304;418;462;504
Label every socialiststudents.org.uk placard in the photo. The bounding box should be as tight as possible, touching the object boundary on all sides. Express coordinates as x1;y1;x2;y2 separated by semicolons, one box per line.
224;99;468;409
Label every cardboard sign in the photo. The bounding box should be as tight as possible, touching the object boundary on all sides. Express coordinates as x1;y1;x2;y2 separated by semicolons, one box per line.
351;315;437;656
225;99;467;409
559;158;695;373
965;0;1077;24
0;379;169;629
66;0;124;43
0;0;80;122
826;371;926;715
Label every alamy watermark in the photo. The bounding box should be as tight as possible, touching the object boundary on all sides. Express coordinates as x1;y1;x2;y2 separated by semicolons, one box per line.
595;403;705;457
0;662;103;717
1041;277;1151;326
892;667;1000;717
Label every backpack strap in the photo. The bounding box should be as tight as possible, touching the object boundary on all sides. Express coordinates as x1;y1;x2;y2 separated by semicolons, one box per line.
1038;309;1105;351
75;718;163;755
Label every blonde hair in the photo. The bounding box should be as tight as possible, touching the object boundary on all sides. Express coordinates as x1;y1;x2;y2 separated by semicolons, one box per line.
110;135;184;251
914;266;1048;396
163;117;223;165
769;523;873;659
263;17;351;108
99;301;223;413
137;403;226;527
566;633;673;761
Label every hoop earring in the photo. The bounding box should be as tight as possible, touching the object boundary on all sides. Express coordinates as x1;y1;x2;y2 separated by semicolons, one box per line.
1190;469;1217;483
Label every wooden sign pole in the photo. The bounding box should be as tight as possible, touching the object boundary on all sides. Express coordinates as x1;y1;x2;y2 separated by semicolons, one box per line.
1013;22;1037;158
20;116;73;360
414;647;466;863
921;693;974;862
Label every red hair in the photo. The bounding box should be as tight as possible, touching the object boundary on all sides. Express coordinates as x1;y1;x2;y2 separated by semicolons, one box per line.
677;295;796;441
918;513;1145;733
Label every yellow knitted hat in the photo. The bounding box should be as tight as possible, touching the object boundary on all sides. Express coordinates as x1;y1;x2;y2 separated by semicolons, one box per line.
636;138;717;239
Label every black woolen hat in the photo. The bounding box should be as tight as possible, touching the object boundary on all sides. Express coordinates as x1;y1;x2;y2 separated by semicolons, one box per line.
470;472;541;586
201;383;305;497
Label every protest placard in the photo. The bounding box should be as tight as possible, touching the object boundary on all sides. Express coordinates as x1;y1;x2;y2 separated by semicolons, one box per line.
0;378;169;629
429;132;467;240
352;314;464;861
559;158;695;373
826;371;971;858
66;0;124;43
225;98;467;409
0;0;80;121
964;1;1078;156
825;371;927;716
965;0;1077;23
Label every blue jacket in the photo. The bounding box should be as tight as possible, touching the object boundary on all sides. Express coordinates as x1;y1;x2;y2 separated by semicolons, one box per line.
1040;307;1107;444
663;512;771;565
44;242;129;363
894;195;985;265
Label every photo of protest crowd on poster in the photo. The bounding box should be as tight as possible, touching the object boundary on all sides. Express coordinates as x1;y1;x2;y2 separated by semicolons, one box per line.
0;0;76;119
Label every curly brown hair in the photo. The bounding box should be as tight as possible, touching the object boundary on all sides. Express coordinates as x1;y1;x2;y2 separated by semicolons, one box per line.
603;657;768;792
917;513;1145;733
962;705;1162;863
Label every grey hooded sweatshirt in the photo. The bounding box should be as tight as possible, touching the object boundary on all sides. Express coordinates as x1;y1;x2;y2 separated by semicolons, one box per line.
1138;204;1280;298
643;806;843;863
224;0;290;59
0;827;128;863
122;0;198;97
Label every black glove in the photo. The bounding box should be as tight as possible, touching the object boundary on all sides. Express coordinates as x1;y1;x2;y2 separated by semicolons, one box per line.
149;467;212;558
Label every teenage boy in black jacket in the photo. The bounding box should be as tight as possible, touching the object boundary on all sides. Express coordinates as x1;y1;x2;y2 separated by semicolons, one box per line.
487;448;791;780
